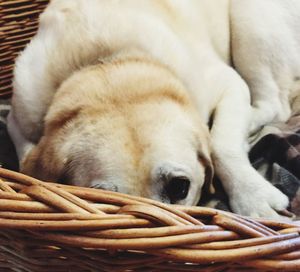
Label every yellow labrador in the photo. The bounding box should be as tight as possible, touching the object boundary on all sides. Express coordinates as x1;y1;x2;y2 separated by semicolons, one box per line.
8;0;300;218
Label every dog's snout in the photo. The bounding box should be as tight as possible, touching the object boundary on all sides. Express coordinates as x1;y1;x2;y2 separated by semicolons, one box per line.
165;176;190;204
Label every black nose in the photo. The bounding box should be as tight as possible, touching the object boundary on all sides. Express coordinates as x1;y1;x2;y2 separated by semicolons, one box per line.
165;177;190;204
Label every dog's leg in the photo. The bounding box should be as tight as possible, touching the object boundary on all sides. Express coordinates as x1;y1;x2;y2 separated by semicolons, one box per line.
230;27;288;134
232;58;291;135
209;65;289;219
230;0;300;134
6;111;35;163
249;85;285;134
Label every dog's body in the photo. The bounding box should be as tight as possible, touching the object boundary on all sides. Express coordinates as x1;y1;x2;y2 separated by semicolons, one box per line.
7;0;300;218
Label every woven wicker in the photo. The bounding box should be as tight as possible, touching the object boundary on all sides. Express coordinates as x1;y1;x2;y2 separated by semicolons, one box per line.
1;1;300;271
0;0;49;98
0;168;300;272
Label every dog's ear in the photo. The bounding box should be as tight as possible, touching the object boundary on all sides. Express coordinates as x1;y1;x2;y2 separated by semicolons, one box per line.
21;136;64;182
198;152;215;194
197;126;215;194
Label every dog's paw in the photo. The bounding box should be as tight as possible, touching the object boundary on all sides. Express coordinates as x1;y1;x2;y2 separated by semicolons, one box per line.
229;180;289;219
249;103;279;135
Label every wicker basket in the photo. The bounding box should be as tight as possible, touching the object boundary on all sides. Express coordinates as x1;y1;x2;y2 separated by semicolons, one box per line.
1;1;300;271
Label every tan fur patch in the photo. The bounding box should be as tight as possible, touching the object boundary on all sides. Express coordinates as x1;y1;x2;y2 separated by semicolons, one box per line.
46;108;81;134
152;0;178;21
21;136;63;181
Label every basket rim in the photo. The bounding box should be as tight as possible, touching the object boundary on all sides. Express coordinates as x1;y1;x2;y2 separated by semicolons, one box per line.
0;167;300;271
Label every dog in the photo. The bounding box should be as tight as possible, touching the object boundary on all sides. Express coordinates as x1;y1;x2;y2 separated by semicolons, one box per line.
7;0;300;219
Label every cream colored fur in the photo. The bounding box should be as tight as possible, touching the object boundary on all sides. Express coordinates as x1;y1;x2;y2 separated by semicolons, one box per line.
7;0;300;218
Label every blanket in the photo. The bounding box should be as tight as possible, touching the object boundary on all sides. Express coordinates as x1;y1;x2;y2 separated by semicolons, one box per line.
0;100;18;171
1;99;299;216
201;115;300;218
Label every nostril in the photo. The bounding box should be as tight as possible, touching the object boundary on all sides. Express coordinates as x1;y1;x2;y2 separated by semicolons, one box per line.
165;177;190;204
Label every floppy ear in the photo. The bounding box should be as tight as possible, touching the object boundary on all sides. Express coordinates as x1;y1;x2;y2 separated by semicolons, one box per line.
198;152;215;194
197;126;215;194
21;136;65;182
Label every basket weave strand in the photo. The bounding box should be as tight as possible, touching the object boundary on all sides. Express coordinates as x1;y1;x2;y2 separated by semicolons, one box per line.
0;0;49;98
0;168;300;271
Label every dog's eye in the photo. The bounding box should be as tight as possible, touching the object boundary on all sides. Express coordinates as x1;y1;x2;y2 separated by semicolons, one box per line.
165;177;190;204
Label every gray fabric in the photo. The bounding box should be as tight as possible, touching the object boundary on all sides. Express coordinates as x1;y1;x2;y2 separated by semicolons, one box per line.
201;115;300;217
0;100;18;171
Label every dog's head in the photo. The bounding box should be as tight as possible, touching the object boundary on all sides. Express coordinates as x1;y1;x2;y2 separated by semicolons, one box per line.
22;58;213;205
